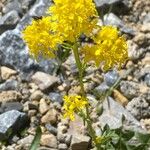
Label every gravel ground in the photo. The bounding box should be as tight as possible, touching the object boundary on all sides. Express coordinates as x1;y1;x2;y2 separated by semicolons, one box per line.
0;0;150;149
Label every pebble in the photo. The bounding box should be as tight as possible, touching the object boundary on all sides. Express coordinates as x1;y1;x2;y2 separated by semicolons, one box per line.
40;134;57;148
1;66;17;80
31;71;59;91
41;109;57;125
39;98;49;115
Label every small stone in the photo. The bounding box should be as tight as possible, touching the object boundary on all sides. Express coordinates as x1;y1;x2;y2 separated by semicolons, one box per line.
31;71;59;91
104;70;119;86
30;90;43;101
58;143;68;150
40;134;57;148
120;81;140;99
0;90;21;102
113;90;128;106
71;134;90;150
49;92;62;104
17;135;34;146
1;66;17;80
0;79;19;91
39;98;49;115
41;109;57;125
28;110;37;117
45;124;57;135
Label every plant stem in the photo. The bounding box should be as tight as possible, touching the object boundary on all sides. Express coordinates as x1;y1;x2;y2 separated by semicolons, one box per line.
72;42;98;147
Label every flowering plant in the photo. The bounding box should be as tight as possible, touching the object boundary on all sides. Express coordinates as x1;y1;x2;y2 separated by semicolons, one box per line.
22;0;130;149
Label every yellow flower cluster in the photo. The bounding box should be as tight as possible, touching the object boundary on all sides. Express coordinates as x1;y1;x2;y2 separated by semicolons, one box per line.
82;26;128;71
22;0;98;59
63;95;88;121
48;0;98;42
22;16;63;60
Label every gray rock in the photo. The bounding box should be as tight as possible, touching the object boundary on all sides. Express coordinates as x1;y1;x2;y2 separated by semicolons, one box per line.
103;13;135;35
0;10;20;26
94;0;130;15
45;124;57;135
31;72;59;91
142;13;150;23
0;29;35;72
0;110;29;140
120;81;140;99
104;70;119;86
0;29;58;74
126;96;150;120
99;97;143;131
0;79;19;91
144;74;150;86
1;102;23;112
94;82;109;95
2;0;22;14
49;92;62;104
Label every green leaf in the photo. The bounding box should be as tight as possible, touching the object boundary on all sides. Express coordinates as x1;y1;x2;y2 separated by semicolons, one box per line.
29;126;42;150
135;132;150;144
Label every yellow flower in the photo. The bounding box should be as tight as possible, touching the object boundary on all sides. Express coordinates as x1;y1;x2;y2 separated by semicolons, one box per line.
63;95;88;121
22;16;63;60
48;0;98;42
81;26;128;71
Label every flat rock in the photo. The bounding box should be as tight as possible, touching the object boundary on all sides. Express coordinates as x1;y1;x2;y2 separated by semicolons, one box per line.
31;72;59;91
98;97;144;131
0;110;29;140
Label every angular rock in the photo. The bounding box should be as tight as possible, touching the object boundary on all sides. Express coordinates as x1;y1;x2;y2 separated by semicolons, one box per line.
45;124;57;135
41;109;57;124
0;90;22;102
30;90;43;101
71;134;90;150
31;72;59;91
0;29;57;74
1;66;17;80
39;98;49;114
98;97;143;131
40;134;57;148
17;135;34;146
126;96;150;120
103;13;135;35
0;110;29;140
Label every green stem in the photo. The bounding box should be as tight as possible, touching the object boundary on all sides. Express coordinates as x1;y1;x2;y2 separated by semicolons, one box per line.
72;42;98;147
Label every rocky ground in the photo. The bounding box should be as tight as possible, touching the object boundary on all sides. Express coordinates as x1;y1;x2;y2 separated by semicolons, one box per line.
0;0;150;150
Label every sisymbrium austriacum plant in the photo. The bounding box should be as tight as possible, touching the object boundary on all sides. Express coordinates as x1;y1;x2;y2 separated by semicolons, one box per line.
22;0;129;149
